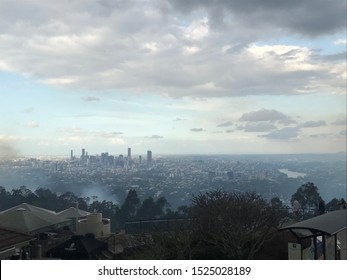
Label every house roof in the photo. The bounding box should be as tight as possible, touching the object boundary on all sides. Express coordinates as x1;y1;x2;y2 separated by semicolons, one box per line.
57;207;90;218
280;209;347;237
0;203;69;234
0;227;35;251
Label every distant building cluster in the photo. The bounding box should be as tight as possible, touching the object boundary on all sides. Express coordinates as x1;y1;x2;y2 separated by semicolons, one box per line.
70;148;153;169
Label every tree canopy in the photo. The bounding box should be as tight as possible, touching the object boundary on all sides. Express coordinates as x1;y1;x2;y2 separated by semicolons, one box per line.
190;190;281;259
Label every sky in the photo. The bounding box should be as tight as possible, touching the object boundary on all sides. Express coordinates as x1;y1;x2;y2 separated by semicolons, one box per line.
0;0;346;157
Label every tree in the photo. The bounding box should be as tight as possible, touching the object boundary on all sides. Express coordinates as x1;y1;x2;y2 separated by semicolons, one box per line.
190;190;281;259
117;190;141;227
291;182;323;211
326;198;345;211
270;197;290;224
137;196;169;220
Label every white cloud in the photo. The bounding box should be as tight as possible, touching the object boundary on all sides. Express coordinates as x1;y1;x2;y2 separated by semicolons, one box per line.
183;17;209;41
26;121;39;128
334;38;347;45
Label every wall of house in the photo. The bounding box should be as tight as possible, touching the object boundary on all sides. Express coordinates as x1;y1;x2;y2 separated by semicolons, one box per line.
76;213;111;238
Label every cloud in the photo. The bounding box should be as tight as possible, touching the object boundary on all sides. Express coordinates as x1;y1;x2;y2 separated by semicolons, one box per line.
82;96;100;102
59;126;88;137
239;109;292;123
338;130;347;137
190;128;204;132
334;38;347;45
23;107;34;113
225;130;233;133
26;121;39;128
298;120;327;128
146;135;164;139
216;121;233;127
94;131;123;138
0;135;20;158
309;133;331;138
166;0;346;36
238;122;277;132
259;127;300;140
331;118;347;126
173;118;186;121
0;1;344;99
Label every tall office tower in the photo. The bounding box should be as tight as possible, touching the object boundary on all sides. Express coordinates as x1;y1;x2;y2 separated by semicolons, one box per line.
70;149;73;160
139;155;142;164
82;148;85;158
147;150;152;164
128;148;131;158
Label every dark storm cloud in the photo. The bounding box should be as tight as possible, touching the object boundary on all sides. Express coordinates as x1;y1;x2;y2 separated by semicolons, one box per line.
216;121;233;127
166;0;346;36
259;127;299;140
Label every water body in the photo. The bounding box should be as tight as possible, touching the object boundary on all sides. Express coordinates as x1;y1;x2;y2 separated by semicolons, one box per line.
278;169;307;178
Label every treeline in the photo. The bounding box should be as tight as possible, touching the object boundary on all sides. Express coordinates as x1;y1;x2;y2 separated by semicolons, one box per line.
1;183;345;259
0;186;186;231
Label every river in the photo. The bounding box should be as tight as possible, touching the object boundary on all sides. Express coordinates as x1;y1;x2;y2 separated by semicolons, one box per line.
278;169;307;178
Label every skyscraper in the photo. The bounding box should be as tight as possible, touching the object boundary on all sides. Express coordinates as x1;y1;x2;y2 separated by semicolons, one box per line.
70;149;73;160
147;150;152;164
128;148;131;158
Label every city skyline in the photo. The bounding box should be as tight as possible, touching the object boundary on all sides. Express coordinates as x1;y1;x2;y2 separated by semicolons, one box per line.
0;0;346;157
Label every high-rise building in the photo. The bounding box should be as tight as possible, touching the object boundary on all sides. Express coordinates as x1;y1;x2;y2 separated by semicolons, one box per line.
70;150;73;160
82;148;85;158
147;150;152;164
128;148;131;158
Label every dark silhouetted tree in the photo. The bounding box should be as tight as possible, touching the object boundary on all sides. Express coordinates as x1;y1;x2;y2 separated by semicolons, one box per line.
291;182;323;211
190;190;281;259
